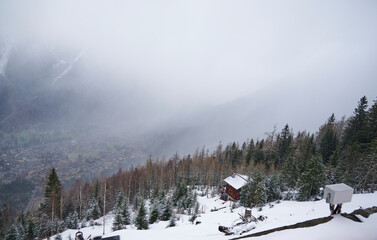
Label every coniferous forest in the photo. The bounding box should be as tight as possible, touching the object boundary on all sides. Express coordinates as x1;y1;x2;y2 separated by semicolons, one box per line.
1;96;377;239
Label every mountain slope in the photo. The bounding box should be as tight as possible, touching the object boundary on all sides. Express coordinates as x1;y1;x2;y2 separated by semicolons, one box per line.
51;192;377;240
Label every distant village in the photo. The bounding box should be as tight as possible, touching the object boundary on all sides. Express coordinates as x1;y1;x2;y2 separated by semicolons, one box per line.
0;134;144;210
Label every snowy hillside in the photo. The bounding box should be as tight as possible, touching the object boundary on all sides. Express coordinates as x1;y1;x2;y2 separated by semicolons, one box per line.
52;192;377;240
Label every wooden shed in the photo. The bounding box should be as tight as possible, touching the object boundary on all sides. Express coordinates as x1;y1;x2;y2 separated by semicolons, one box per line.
223;173;249;200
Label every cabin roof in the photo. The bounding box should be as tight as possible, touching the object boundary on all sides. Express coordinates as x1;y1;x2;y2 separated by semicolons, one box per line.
224;173;249;190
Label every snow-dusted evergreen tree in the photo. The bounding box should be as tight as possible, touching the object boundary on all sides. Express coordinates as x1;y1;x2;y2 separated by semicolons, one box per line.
112;190;127;231
297;155;326;201
36;213;53;238
14;212;26;240
65;211;79;229
121;197;131;225
135;200;148;230
189;200;200;224
171;179;197;213
149;201;159;224
5;224;18;240
86;197;101;221
112;210;124;231
265;175;282;202
25;218;36;240
240;173;266;207
325;167;337;185
159;199;172;221
79;218;87;228
56;219;66;234
133;194;142;212
167;213;176;228
184;187;194;211
113;190;124;212
173;178;187;210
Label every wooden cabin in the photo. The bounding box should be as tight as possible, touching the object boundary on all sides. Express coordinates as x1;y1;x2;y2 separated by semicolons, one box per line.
223;173;249;200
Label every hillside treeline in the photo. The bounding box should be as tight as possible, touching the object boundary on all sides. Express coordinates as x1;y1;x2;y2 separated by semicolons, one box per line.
1;96;376;239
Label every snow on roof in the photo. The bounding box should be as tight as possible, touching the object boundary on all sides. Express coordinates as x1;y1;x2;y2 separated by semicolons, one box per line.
224;173;249;190
326;183;353;192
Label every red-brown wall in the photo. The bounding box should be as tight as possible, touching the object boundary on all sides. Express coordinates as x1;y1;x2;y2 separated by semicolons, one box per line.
226;184;241;200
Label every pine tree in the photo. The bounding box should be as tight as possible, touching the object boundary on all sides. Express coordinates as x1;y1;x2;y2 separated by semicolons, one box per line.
368;98;377;141
297;155;326;201
135;201;148;230
336;143;361;187
121;197;131;225
253;179;267;206
281;156;300;189
25;218;36;240
167;213;176;228
344;96;369;148
113;190;124;212
93;179;103;215
173;178;187;209
112;210;124;231
240;173;266;207
319;114;339;165
277;124;292;164
159;199;172;221
189;201;200;224
43;168;62;222
65;211;79;229
265;175;282;202
5;225;18;240
254;140;265;165
149;202;159;224
245;139;255;165
86;197;100;221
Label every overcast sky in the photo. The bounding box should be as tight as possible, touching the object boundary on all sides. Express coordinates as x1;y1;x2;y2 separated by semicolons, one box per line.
1;0;377;144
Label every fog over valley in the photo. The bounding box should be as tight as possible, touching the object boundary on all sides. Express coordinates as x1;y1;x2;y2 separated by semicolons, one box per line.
1;2;377;240
1;0;377;174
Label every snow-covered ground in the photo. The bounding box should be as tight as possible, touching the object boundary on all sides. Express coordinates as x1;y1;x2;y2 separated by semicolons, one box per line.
54;192;377;240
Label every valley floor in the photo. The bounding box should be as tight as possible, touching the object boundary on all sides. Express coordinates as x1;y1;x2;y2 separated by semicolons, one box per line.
54;192;377;240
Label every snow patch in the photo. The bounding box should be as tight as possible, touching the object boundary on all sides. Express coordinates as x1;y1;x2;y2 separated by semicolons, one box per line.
51;192;377;240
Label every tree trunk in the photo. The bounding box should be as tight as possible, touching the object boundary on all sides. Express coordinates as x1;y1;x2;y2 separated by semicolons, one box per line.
60;194;63;219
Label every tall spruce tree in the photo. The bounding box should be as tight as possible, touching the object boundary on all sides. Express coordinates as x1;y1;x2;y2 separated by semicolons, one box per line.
245;139;255;165
277;124;292;165
121;197;131;225
281;156;300;189
368;98;377;141
344;96;369;148
159;199;172;221
297;155;326;201
112;210;124;231
86;197;100;221
265;175;282;202
319;114;339;165
43;168;62;222
240;173;266;207
135;201;148;230
112;191;129;231
149;202;159;224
